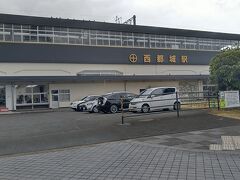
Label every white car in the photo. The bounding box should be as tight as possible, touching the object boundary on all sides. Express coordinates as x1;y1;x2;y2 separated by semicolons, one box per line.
70;95;98;111
85;99;99;113
77;97;99;113
70;97;87;111
129;87;180;113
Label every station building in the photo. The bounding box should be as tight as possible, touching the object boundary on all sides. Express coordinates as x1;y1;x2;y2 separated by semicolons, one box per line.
0;13;240;110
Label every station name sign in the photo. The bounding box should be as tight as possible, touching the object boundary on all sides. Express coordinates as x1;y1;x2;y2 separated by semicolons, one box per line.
129;54;188;64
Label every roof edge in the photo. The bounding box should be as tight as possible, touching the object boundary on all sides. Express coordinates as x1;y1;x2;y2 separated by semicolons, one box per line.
0;13;239;40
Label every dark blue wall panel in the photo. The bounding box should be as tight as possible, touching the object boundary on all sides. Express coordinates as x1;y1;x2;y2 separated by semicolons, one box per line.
0;43;218;65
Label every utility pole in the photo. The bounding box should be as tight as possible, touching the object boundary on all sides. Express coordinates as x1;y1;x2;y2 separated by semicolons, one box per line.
123;15;136;25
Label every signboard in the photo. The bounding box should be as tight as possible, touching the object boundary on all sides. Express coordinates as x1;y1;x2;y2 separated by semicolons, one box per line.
129;54;189;64
220;91;240;108
0;43;218;65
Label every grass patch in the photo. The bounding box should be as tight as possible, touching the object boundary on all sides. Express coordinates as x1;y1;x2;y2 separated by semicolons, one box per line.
210;108;240;120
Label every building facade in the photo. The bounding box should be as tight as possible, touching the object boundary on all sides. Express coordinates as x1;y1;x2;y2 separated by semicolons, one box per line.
0;13;240;110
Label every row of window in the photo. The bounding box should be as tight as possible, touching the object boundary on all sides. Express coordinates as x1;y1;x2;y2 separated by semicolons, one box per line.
0;23;239;51
15;85;71;105
16;85;49;105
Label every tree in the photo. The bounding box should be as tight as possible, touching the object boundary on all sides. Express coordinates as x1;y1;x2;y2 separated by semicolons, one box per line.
210;48;240;91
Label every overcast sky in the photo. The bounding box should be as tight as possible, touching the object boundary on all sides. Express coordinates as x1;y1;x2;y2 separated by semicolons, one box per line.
0;0;240;34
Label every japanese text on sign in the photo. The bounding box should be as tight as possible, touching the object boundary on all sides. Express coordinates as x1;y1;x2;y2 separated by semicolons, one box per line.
129;54;189;64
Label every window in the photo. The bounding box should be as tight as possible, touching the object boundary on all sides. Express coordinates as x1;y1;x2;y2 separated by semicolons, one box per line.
82;30;89;45
38;26;53;43
155;35;165;48
96;30;109;46
109;32;121;46
163;88;175;95
109;93;121;100
16;85;49;105
149;35;156;48
90;30;97;45
4;24;13;41
59;89;70;102
151;88;164;96
0;24;3;41
134;33;145;47
1;23;239;51
165;36;176;49
126;93;136;99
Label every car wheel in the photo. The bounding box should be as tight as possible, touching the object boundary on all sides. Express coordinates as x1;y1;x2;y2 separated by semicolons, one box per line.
92;106;99;113
174;102;181;110
110;104;118;114
141;104;150;113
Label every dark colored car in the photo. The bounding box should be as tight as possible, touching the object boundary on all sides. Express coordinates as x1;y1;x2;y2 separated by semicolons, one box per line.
97;92;137;113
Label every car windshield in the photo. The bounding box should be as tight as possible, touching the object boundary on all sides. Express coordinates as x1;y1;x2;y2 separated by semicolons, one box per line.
80;96;87;101
138;89;153;97
103;93;114;98
84;96;98;101
88;96;99;101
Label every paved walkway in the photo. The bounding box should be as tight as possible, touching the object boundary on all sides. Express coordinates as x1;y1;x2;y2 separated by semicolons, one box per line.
0;140;240;180
135;125;240;151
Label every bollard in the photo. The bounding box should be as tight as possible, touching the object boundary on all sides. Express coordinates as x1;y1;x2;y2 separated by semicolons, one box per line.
120;97;124;124
176;92;180;118
207;91;211;109
217;92;220;111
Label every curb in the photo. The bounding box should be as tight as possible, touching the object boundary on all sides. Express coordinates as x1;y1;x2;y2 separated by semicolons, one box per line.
0;109;54;115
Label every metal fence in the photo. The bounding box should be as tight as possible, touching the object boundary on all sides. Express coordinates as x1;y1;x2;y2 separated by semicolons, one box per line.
119;91;220;124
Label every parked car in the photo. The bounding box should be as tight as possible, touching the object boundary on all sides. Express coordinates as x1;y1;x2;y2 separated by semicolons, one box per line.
77;96;100;113
129;87;180;113
70;95;98;111
86;98;100;113
70;97;86;111
97;92;137;113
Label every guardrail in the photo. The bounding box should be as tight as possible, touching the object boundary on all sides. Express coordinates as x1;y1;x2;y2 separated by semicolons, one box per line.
119;91;220;125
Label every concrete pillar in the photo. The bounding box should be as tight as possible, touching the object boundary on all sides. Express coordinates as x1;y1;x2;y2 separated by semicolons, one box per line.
5;85;16;111
198;80;203;92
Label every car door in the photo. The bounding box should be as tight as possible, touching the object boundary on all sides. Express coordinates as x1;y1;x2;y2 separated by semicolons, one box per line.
150;88;164;110
110;93;121;108
162;88;176;108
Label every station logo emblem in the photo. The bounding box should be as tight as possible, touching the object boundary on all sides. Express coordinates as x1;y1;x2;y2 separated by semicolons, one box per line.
129;54;137;63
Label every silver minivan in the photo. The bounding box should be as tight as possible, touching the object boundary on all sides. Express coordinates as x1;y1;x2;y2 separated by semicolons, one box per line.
129;87;180;113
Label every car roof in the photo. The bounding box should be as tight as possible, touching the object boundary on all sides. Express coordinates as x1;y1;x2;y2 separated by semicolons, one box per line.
148;87;176;90
106;91;133;94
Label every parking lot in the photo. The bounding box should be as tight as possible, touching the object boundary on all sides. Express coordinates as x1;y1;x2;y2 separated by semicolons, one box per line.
0;109;240;156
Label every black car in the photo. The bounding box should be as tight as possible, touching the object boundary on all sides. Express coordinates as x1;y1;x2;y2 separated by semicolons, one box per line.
97;92;137;113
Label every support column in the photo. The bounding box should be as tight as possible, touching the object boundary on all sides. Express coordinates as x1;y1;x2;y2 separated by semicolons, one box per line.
5;85;16;111
198;80;203;92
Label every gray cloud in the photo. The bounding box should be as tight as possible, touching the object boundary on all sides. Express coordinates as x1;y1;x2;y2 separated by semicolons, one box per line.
0;0;240;33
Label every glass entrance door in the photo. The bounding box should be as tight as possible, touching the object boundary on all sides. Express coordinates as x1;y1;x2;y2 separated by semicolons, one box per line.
51;90;59;108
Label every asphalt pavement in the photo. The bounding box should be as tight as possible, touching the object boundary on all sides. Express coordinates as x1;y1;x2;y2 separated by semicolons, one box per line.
0;109;239;156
